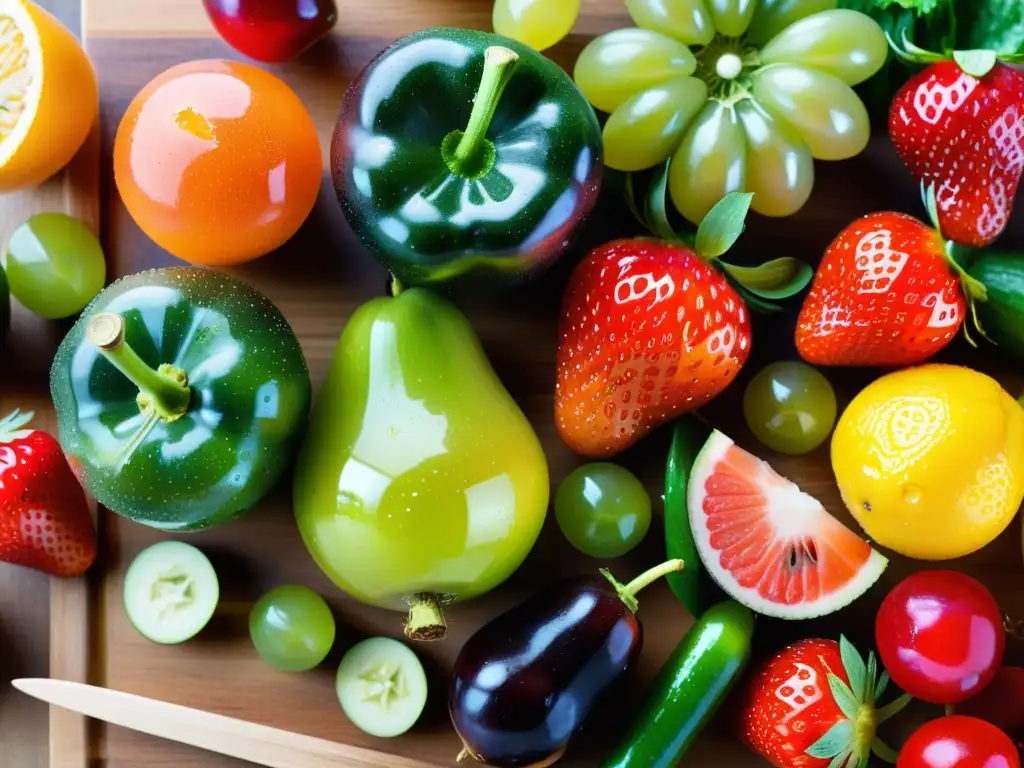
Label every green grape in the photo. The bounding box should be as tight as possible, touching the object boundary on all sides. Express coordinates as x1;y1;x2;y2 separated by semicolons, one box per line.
759;9;888;86
3;212;106;320
249;585;336;672
743;361;837;455
751;63;870;161
555;463;651;559
746;0;837;46
736;98;813;217
626;0;714;46
492;0;581;52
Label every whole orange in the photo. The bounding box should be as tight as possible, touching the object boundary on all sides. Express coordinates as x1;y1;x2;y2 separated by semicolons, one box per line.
113;59;322;266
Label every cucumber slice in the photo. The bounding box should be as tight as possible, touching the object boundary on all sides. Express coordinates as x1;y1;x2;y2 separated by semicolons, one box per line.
123;540;220;644
335;636;428;738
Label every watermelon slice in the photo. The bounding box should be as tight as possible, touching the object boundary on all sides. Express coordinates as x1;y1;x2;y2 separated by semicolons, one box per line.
688;429;887;619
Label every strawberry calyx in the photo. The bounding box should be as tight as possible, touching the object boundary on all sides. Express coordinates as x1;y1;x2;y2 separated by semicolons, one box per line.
624;163;812;312
920;182;992;347
806;636;912;768
0;408;34;443
886;28;1015;77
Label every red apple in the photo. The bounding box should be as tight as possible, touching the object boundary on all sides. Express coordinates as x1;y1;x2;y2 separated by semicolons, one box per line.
202;0;338;63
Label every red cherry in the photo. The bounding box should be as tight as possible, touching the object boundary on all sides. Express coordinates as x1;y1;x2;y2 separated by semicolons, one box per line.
876;570;1005;705
202;0;337;63
897;716;1020;768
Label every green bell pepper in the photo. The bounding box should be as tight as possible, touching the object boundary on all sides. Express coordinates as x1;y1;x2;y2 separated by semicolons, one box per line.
330;26;604;289
49;267;311;532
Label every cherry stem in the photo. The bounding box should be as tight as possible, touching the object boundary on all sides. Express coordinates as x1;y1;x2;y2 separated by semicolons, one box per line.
601;559;685;613
87;312;191;422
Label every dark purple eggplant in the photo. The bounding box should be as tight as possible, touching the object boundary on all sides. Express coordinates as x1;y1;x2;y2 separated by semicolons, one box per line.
449;559;684;767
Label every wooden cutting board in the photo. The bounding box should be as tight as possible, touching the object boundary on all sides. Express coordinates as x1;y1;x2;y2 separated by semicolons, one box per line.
29;0;1024;766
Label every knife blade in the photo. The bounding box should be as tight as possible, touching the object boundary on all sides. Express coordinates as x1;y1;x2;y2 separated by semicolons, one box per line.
13;678;439;768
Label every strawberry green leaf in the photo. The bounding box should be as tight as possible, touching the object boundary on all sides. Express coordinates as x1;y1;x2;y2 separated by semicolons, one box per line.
624;172;653;236
875;692;914;724
694;192;754;260
953;48;998;76
865;651;879;705
827;673;861;721
874;670;891;701
828;752;854;768
806;719;853;758
716;257;813;300
733;285;785;314
645;161;677;244
872;736;900;763
840;636;868;702
0;409;35;443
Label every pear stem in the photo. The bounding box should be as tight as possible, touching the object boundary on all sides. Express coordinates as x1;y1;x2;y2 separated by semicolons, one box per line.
404;593;447;641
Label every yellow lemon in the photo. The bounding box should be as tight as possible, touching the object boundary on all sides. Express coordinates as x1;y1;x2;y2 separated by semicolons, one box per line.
0;0;98;191
831;363;1024;560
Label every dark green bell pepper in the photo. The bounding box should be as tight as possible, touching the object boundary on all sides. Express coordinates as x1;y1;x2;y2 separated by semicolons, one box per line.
330;26;604;288
49;267;311;531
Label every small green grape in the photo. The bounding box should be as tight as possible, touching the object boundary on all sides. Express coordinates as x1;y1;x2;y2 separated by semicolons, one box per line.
743;361;837;455
555;462;651;558
249;585;336;672
493;0;581;52
3;212;106;319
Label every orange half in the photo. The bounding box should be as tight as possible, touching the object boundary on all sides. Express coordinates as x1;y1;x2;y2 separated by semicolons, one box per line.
0;0;98;192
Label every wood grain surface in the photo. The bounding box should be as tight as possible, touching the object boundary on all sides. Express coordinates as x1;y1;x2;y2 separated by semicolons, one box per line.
0;1;95;766
8;0;1024;766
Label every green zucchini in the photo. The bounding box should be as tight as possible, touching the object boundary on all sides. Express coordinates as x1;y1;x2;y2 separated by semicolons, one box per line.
970;253;1024;361
601;600;755;768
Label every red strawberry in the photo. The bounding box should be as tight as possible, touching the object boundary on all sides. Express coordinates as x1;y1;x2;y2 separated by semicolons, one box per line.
890;57;1024;247
554;238;751;457
739;636;911;768
795;208;986;367
0;409;96;578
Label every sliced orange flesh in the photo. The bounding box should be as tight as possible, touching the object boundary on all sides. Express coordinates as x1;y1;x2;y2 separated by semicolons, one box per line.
0;14;30;144
689;430;886;619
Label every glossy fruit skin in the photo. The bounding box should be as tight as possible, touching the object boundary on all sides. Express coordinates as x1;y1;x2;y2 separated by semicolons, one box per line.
331;27;602;290
796;212;965;367
3;212;105;319
890;60;1024;248
202;0;337;63
450;574;642;767
249;585;336;672
572;5;886;222
113;59;322;266
664;417;713;616
49;267;312;532
743;360;836;455
0;0;98;192
292;288;549;626
555;239;751;458
555;462;651;558
605;600;753;767
876;571;1005;705
897;716;1020;768
957;666;1024;736
492;0;581;51
831;363;1024;560
969;253;1024;362
0;410;96;578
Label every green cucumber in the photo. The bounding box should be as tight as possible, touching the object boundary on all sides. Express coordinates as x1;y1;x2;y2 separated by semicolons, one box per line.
123;541;220;644
601;600;755;768
970;253;1024;361
336;636;428;738
664;417;721;617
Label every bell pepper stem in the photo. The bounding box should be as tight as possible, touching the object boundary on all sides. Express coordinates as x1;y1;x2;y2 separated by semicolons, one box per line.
444;46;519;178
87;312;191;422
601;559;685;613
404;592;447;641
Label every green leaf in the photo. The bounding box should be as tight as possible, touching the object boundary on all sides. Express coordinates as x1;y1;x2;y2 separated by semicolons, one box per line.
953;48;998;76
876;692;914;723
872;737;900;763
806;719;853;759
839;636;868;702
645;161;676;243
964;0;1024;54
827;673;861;721
874;670;891;701
694;192;754;260
734;285;785;314
865;651;879;705
624;172;652;235
828;752;854;768
717;257;813;300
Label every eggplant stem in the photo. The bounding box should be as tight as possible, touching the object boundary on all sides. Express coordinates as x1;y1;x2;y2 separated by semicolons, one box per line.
404;592;447;641
601;559;684;613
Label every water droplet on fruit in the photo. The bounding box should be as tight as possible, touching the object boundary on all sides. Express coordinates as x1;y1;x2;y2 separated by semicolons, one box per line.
902;485;922;504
